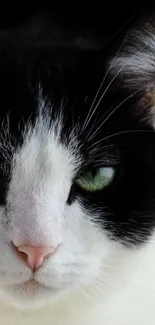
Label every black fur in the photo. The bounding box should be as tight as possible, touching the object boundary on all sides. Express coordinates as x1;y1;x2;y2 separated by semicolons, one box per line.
0;10;155;246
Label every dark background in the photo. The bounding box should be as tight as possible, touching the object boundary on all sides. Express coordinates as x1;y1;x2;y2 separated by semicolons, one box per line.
0;4;144;50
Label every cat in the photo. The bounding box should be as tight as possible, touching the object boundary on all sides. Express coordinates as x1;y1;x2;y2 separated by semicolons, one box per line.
0;8;155;325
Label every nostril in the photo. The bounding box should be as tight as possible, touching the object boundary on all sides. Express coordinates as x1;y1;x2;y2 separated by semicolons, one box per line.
12;244;28;265
12;243;57;271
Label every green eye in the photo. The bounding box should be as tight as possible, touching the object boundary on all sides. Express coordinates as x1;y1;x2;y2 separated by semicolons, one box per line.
75;167;115;192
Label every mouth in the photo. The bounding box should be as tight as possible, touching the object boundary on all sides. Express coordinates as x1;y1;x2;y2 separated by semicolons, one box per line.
18;278;51;292
4;278;56;307
4;271;77;308
23;279;40;286
21;279;55;291
6;278;52;295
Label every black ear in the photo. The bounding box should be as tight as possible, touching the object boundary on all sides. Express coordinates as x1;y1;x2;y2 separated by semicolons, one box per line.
107;12;155;127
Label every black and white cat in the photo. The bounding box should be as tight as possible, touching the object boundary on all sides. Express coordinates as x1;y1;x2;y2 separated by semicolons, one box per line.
0;9;155;325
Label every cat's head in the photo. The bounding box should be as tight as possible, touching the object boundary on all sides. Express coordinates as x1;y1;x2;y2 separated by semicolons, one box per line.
0;11;155;309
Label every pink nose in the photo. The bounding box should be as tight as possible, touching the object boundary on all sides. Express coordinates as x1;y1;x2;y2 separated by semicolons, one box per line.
16;245;56;271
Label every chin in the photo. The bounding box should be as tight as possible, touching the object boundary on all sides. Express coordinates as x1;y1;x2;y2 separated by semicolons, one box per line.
2;280;63;310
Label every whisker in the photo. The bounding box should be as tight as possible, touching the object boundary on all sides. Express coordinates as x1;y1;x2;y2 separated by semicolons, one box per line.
89;267;122;286
88;85;146;142
82;33;129;132
82;44;146;133
89;129;154;149
102;264;123;271
85;105;114;142
80;288;93;301
87;278;112;296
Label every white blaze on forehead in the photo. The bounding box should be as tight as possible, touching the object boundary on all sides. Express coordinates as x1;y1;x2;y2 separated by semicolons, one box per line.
13;108;81;189
7;110;82;246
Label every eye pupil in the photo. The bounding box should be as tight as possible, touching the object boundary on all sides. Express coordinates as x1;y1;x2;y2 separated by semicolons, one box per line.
85;171;95;181
92;170;97;178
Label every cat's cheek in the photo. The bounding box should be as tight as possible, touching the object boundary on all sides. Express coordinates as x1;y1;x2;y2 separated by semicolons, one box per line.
0;201;110;308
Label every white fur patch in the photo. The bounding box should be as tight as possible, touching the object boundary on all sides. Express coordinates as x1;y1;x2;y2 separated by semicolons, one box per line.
0;92;155;325
0;103;110;310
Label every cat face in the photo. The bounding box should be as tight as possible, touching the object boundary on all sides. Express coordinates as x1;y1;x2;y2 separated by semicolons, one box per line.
0;12;155;309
